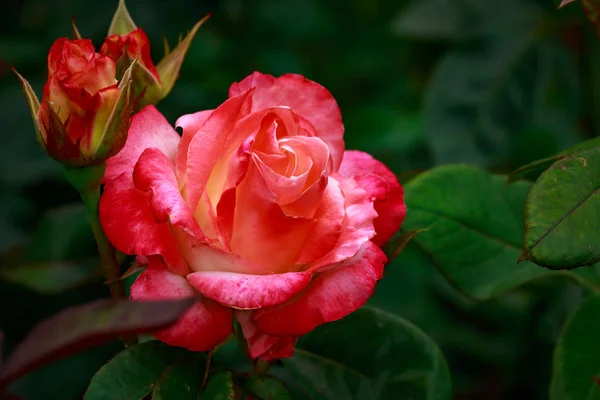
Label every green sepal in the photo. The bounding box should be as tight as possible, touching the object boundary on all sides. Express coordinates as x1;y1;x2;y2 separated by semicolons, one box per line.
72;17;83;40
108;0;137;36
92;59;136;161
156;15;210;100
12;69;44;152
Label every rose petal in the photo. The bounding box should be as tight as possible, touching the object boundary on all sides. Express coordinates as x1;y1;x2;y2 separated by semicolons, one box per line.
185;90;253;209
236;311;296;360
338;151;406;246
104;105;180;182
176;241;272;275
132;147;206;241
307;175;377;271
293;177;345;265
130;260;232;351
253;241;387;336
174;109;213;185
229;72;345;169
229;160;314;272
100;172;189;275
187;270;312;309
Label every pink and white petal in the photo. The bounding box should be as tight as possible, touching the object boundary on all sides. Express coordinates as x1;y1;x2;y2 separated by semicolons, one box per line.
229;160;314;272
185;90;253;209
229;72;345;169
174;109;213;184
253;241;387;337
100;173;189;275
236;311;297;360
187;270;312;309
104;105;180;183
293;177;345;265
133;147;206;241
130;261;232;351
307;175;377;271
172;234;271;276
338;150;406;246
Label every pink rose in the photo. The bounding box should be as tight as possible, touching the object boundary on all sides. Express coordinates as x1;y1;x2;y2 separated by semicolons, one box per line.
99;72;406;359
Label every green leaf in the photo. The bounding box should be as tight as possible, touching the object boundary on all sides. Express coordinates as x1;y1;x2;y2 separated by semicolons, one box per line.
0;298;196;388
402;165;550;298
85;342;198;400
507;137;600;184
283;307;452;400
108;0;137;36
401;165;600;299
156;15;210;100
550;294;600;400
199;372;235;400
239;375;293;400
151;362;203;400
522;147;600;268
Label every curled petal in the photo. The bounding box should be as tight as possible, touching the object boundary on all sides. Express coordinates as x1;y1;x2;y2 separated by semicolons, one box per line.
131;260;232;351
185;90;253;208
339;151;406;246
104;105;180;183
100;172;189;275
229;160;314;272
236;311;296;360
253;241;386;336
307;175;377;271
187;270;312;309
133;147;205;240
229;72;345;169
293;177;345;265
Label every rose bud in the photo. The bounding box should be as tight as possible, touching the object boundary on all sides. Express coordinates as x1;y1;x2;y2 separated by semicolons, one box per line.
14;38;134;167
100;0;209;110
99;72;406;360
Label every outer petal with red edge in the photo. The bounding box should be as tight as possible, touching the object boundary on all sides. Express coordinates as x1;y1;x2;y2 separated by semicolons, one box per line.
187;270;312;309
229;72;345;169
338;150;406;246
236;311;297;360
130;260;232;351
253;241;387;337
100;172;189;275
133;147;206;241
104;105;180;182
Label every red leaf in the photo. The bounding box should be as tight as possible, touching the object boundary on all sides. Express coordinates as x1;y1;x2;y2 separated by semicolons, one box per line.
0;298;196;388
558;0;578;8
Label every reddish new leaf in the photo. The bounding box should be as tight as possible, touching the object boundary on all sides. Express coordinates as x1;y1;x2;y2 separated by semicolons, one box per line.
0;298;196;388
559;0;600;36
558;0;578;8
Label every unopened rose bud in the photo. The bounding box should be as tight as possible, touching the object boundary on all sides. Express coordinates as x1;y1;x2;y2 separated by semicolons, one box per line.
14;38;134;167
101;0;209;110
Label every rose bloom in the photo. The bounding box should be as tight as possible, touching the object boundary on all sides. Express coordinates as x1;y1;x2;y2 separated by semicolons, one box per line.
100;72;406;359
38;38;122;164
100;28;159;81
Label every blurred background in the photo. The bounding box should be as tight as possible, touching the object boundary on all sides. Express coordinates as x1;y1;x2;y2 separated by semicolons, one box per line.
0;0;596;398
